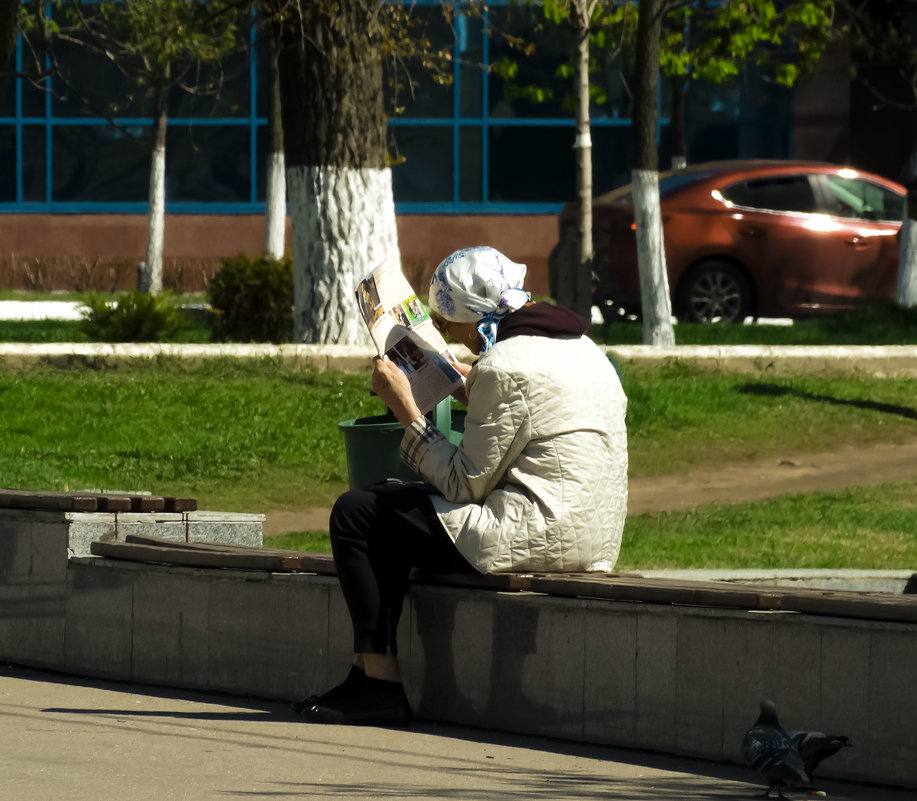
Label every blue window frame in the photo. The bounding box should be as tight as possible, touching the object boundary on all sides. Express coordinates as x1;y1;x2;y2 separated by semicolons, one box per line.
0;0;792;216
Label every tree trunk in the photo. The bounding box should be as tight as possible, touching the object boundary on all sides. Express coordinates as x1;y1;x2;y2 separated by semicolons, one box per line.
571;0;595;320
632;0;674;346
898;208;917;307
274;1;399;344
140;81;168;295
263;23;285;260
670;74;687;170
0;0;19;70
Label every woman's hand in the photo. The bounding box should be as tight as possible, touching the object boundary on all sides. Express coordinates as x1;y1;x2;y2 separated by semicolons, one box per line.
451;362;472;406
372;356;423;427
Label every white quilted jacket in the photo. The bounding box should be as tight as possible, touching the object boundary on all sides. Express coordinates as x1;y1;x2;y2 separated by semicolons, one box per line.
400;333;628;574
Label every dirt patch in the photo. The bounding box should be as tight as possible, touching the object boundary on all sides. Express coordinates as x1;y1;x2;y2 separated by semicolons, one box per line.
262;437;917;536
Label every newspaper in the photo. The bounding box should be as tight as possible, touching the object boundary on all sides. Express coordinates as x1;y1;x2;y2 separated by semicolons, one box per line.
356;256;465;414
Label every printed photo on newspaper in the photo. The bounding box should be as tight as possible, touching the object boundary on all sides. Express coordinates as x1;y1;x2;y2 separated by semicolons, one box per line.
356;256;465;414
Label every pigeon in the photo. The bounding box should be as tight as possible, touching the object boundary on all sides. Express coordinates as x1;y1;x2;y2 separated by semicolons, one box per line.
787;729;852;778
741;700;824;798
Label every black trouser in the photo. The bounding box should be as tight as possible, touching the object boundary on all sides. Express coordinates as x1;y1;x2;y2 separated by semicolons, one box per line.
329;485;476;655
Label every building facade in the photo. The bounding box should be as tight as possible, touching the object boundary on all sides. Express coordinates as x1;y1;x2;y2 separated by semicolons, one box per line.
0;1;908;294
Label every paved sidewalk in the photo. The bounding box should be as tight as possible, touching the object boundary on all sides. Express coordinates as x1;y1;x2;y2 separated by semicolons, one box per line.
2;664;913;801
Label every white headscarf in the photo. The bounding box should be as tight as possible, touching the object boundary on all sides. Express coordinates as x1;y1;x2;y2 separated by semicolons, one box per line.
428;246;530;352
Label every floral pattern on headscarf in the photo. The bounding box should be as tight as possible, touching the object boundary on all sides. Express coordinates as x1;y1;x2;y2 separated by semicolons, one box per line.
428;246;530;352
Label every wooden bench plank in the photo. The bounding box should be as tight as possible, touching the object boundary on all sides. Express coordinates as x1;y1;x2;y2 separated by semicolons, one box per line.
163;497;198;512
91;540;307;572
122;535;336;573
0;488;99;512
0;489;198;514
88;538;917;625
95;495;135;513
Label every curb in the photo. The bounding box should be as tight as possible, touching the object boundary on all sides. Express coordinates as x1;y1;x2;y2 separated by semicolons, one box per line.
3;342;917;377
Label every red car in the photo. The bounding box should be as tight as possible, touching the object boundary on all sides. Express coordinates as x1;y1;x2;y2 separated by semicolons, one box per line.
555;160;906;323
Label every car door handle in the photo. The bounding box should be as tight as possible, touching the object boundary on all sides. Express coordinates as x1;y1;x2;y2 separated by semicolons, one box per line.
740;226;765;238
844;236;871;249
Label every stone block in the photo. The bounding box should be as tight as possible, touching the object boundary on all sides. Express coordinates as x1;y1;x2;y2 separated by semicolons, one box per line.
66;510;263;556
484;593;586;739
131;567;210;688
634;611;677;750
675;614;726;757
771;617;822;725
288;573;345;700
0;516;69;666
409;585;496;725
720;615;777;762
582;601;637;745
817;624;872;780
206;571;327;699
868;626;917;786
65;561;133;677
187;512;263;547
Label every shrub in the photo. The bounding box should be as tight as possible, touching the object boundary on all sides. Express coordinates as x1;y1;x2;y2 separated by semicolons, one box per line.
207;253;294;343
79;290;188;342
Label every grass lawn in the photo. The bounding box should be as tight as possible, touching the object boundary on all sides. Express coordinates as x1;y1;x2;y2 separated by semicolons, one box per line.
268;480;917;570
1;356;915;569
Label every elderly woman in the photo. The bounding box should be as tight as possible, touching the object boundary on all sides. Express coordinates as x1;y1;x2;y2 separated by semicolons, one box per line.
295;246;628;726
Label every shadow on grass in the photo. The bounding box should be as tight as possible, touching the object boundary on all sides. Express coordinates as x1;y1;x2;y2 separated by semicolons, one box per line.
739;382;917;420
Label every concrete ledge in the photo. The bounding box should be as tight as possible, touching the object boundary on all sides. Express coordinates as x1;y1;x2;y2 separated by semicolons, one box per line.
41;556;917;791
3;511;917;790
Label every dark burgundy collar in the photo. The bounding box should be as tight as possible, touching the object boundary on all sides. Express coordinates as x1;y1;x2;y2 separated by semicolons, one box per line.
495;302;590;343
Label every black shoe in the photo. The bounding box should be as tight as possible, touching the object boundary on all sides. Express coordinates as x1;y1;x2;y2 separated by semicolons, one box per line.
292;665;365;716
298;671;413;727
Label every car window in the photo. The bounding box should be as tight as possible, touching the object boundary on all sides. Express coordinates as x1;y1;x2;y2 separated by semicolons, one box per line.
719;175;817;213
821;175;904;221
658;170;719;198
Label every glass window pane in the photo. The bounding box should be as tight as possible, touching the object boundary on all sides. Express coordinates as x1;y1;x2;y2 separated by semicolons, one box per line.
592;64;634;121
458;14;483;118
487;6;575;120
21;123;46;202
391;125;452;202
51;41;147;118
592;126;633;196
0;71;14;117
21;74;48;119
169;50;251;119
0;125;15;201
459;126;481;202
52;124;151;202
166;125;251;202
255;29;272;120
489;125;575;202
385;7;454;118
722;176;816;213
685;72;791;163
824;175;904;221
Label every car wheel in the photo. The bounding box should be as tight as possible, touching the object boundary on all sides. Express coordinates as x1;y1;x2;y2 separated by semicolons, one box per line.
676;260;753;323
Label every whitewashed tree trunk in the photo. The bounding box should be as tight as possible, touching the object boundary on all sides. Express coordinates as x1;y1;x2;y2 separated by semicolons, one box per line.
898;212;917;307
632;0;675;346
274;0;392;344
264;150;286;259
570;0;598;320
287;165;399;343
632;168;674;345
142;144;166;294
263;23;286;260
140;86;168;295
